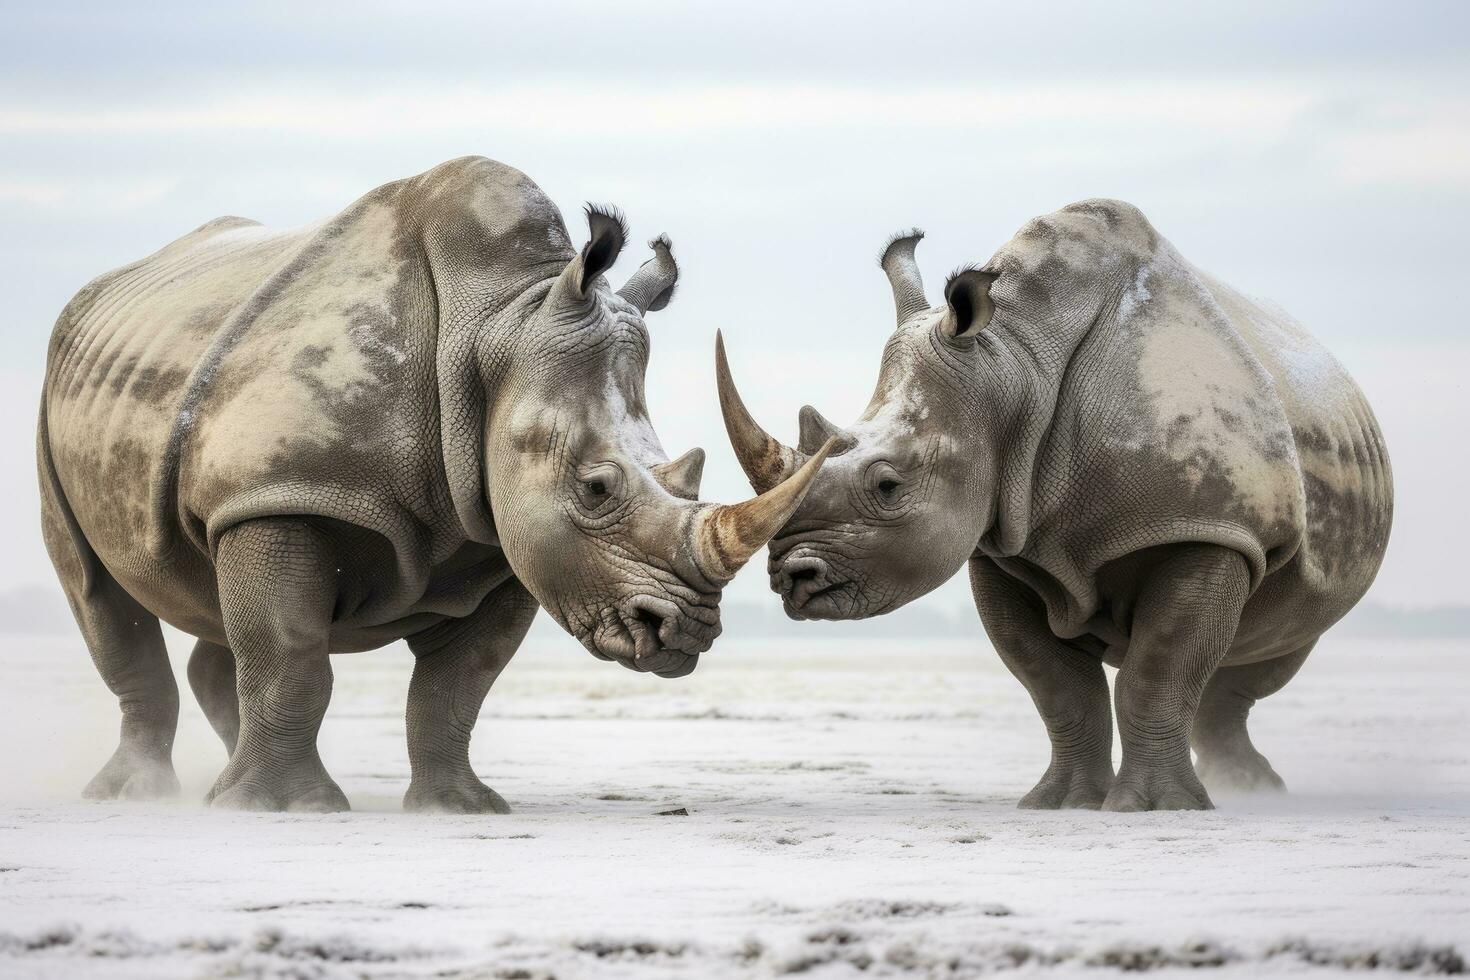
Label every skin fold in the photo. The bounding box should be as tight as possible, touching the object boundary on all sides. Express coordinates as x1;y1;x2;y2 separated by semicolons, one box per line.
718;200;1392;812
38;156;829;813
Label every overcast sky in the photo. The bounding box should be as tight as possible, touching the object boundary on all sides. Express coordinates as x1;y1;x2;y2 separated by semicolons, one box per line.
2;1;1466;621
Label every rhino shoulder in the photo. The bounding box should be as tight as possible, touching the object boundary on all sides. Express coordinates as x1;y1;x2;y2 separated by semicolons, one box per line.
400;155;574;261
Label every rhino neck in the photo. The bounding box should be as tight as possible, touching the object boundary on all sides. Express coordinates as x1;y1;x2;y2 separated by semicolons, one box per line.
971;310;1097;561
433;272;560;548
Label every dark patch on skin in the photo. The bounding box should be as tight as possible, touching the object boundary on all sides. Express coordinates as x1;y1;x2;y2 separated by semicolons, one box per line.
127;364;194;406
1293;425;1333;453
1214;405;1244;433
1164;412;1196;450
1293;424;1360;466
104;354;140;397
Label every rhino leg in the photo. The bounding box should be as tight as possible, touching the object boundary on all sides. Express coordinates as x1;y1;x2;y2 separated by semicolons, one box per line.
403;578;538;814
205;519;347;813
970;558;1114;809
1192;642;1314;794
1104;544;1251;812
67;571;182;802
187;639;239;756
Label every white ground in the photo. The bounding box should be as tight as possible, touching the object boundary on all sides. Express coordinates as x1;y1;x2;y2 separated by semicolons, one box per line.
0;628;1465;978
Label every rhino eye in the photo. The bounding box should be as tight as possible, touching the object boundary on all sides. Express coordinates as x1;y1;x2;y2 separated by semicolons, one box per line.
865;461;904;506
575;464;622;511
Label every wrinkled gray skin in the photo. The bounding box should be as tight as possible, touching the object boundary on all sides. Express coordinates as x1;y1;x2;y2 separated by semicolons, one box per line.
719;200;1392;811
39;156;828;813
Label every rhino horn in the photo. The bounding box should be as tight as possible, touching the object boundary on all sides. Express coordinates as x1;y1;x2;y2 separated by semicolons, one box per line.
692;438;837;583
715;330;805;494
880;229;929;326
797;405;854;457
651;447;705;500
617;234;678;315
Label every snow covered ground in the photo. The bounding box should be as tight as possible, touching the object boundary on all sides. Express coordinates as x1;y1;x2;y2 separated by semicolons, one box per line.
0;627;1465;978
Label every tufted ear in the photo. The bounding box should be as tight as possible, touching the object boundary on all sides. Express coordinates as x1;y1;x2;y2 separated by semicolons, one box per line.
940;268;998;340
557;204;627;302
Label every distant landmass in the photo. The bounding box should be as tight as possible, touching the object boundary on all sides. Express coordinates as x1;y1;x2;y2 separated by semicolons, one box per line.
1;582;1466;640
710;599;1470;640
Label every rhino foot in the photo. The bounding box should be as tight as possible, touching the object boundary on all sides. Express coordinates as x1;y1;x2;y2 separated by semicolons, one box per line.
82;747;180;801
1195;749;1286;795
404;776;511;815
1103;764;1213;812
1018;763;1113;810
206;762;348;813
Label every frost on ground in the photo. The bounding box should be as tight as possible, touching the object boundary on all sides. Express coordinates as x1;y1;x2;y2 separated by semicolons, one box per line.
0;630;1465;978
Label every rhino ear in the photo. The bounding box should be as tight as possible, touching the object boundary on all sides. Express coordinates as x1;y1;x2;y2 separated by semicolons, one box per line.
617;234;678;315
567;204;627;299
941;268;998;340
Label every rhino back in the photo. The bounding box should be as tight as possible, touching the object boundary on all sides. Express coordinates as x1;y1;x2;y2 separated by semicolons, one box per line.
981;200;1390;655
43;216;315;632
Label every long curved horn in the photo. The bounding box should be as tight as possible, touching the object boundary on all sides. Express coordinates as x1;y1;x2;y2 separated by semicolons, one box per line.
692;438;836;583
616;234;678;314
715;330;804;494
880;229;928;325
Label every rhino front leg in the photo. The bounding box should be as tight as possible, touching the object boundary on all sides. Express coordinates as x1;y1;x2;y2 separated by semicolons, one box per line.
404;577;538;814
970;558;1114;809
1104;544;1251;812
206;519;347;813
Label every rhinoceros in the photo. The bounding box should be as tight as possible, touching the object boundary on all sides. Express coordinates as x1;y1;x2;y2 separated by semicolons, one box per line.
39;155;829;813
716;200;1392;811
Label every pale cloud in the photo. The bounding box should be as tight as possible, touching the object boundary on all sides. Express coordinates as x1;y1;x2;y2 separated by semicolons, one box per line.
0;177;177;214
1330;122;1470;186
0;79;1398;139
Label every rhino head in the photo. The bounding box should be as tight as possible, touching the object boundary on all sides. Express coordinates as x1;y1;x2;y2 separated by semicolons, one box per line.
487;208;833;673
716;231;997;621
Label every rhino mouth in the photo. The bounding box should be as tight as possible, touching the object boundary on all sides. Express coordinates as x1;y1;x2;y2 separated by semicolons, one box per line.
782;581;858;620
581;598;711;678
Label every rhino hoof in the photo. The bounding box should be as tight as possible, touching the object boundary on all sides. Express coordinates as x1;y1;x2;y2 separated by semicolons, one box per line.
207;768;349;813
1102;767;1213;812
1017;764;1112;810
1196;751;1287;795
404;778;511;815
82;748;180;802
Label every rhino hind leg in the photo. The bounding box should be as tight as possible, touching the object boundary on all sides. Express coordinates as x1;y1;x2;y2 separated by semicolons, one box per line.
969;559;1115;809
68;573;182;801
1192;642;1314;795
205;519;347;813
187;639;239;756
403;577;539;814
1104;544;1253;813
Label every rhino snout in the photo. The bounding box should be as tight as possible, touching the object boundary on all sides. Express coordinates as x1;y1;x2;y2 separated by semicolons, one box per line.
771;552;850;617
